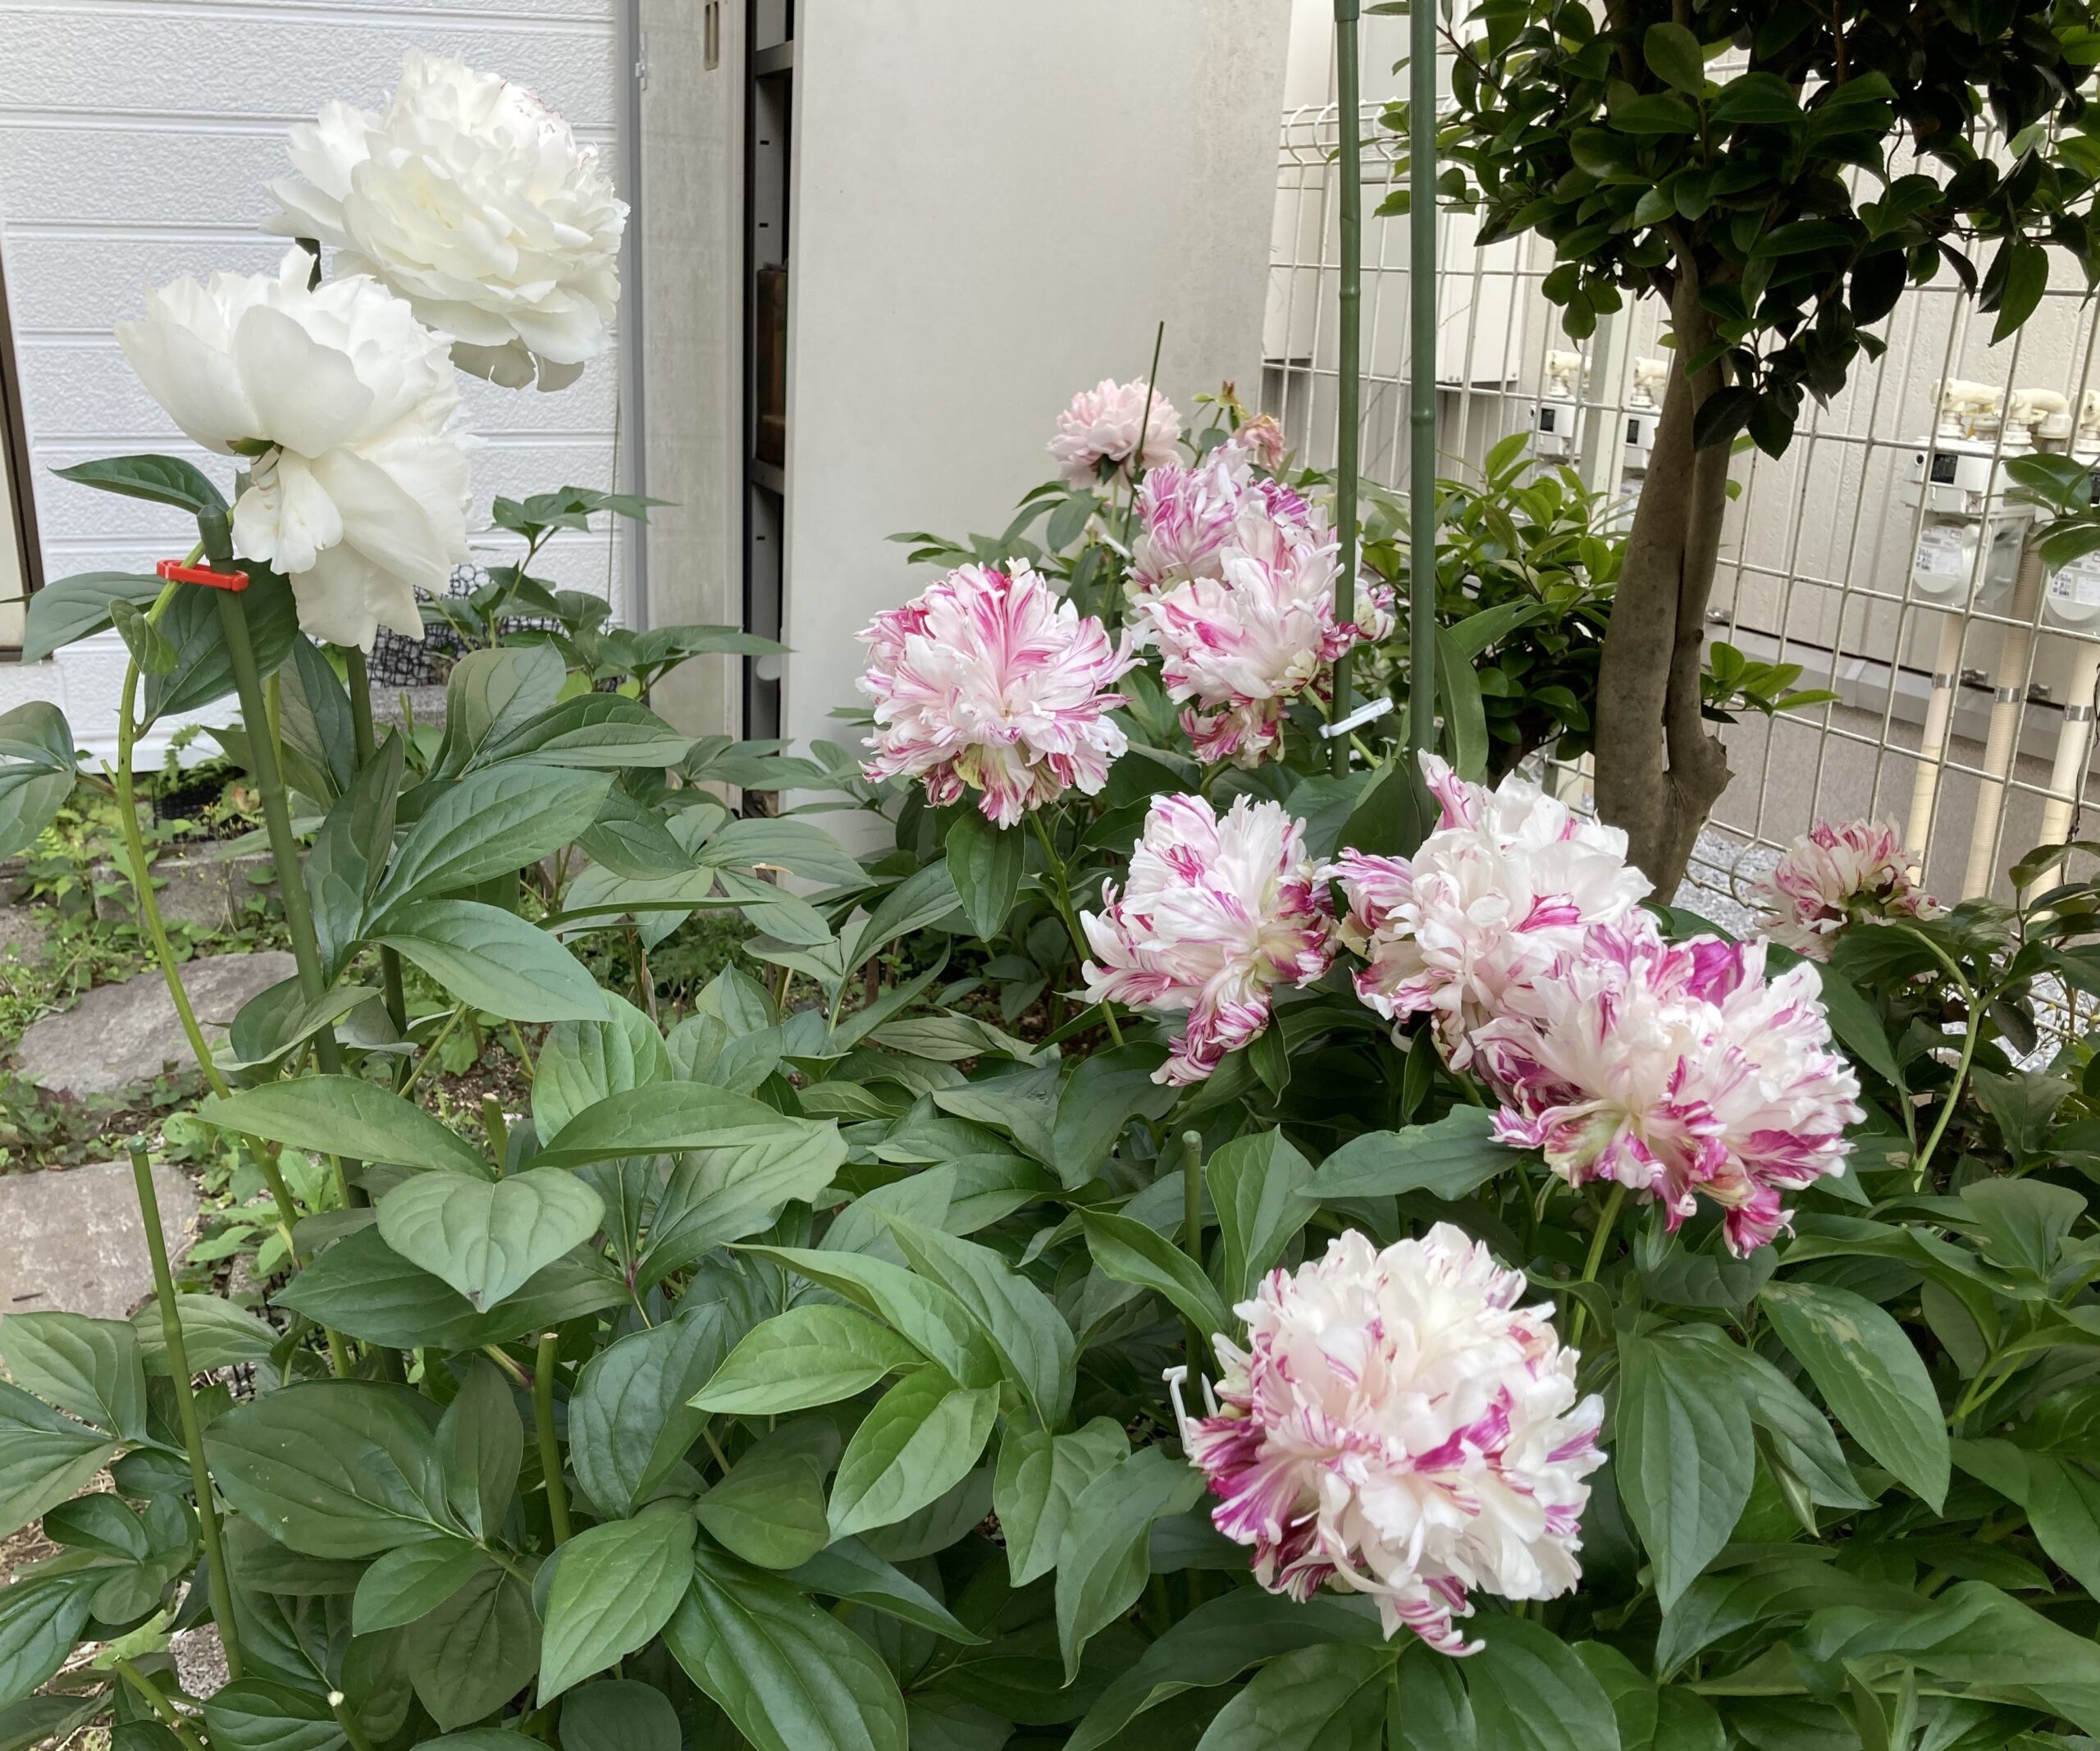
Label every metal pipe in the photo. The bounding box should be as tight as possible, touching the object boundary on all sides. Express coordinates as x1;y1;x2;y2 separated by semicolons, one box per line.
1407;0;1439;757
1328;0;1362;776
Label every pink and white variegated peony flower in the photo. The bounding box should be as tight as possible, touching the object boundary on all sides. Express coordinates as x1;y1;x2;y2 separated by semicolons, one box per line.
1132;518;1395;766
1475;923;1863;1255
1754;820;1943;960
1128;452;1315;598
1081;793;1335;1084
1048;377;1183;487
1184;1226;1605;1654
1328;753;1652;1068
857;561;1137;827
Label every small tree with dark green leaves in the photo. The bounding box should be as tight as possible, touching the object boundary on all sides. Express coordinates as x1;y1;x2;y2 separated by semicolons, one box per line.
1399;0;2100;887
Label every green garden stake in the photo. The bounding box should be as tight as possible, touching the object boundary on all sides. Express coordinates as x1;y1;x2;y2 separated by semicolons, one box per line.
1329;0;1363;777
1182;1129;1208;1386
129;1139;244;1683
1407;0;1440;757
535;1330;573;1544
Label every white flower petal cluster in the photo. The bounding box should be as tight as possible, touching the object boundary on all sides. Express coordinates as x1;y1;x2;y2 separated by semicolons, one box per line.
269;49;628;391
1188;1227;1605;1654
116;249;472;650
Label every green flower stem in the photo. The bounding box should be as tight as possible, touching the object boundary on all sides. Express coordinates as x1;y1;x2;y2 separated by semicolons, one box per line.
127;1141;244;1683
402;1004;469;1100
1565;1182;1627;1353
112;1657;207;1751
208;585;326;1004
199;514;371;1219
341;644;408;1040
1181;1129;1207;1385
1897;923;1983;1191
327;1689;380;1751
534;1330;573;1544
1122;320;1166;545
703;1424;735;1476
112;588;227;1101
1027;810;1124;1045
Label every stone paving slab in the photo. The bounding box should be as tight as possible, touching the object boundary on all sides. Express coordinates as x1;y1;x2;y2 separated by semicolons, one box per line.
0;1159;198;1322
11;951;296;1097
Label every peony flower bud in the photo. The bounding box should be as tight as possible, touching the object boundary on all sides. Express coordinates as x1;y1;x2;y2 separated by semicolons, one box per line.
1185;1226;1605;1654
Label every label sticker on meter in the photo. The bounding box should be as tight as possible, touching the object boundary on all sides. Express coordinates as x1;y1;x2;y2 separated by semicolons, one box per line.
2050;555;2100;607
1915;526;1966;577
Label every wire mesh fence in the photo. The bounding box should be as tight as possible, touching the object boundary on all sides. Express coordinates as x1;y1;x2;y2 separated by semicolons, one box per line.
1262;95;2100;930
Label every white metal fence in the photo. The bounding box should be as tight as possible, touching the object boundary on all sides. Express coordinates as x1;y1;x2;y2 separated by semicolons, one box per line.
1263;97;2100;921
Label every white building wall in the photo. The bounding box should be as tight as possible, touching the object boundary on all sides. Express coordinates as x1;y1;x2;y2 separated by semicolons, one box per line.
0;0;624;760
778;0;1294;770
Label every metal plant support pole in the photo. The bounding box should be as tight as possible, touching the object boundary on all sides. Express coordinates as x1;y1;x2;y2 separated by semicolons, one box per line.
1329;0;1363;776
1408;0;1439;756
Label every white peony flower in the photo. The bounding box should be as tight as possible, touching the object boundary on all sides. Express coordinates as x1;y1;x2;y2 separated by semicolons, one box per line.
268;48;628;391
1185;1226;1605;1654
115;249;472;651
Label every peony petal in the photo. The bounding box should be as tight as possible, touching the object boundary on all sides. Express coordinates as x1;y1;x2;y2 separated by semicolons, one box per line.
232;304;375;458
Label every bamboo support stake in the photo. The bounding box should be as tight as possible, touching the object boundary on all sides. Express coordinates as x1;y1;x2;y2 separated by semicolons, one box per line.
128;1141;243;1682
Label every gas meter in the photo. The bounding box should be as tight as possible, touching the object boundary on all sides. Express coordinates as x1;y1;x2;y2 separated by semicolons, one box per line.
2042;393;2100;629
1528;350;1586;461
1902;381;2029;610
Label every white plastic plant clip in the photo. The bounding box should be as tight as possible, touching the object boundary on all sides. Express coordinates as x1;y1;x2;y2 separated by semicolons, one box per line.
1319;695;1395;739
1162;1362;1219;1452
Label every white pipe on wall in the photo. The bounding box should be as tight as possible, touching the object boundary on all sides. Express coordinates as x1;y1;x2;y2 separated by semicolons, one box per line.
2030;635;2100;890
1907;612;1967;855
1962;542;2047;898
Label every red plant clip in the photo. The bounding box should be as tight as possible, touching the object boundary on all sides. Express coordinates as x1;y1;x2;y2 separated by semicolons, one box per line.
157;558;249;592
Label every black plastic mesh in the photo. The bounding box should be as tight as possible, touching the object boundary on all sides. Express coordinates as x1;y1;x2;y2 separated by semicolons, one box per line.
365;562;485;688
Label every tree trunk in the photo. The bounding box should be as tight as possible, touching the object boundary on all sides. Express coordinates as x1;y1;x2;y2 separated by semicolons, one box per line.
1592;270;1734;895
